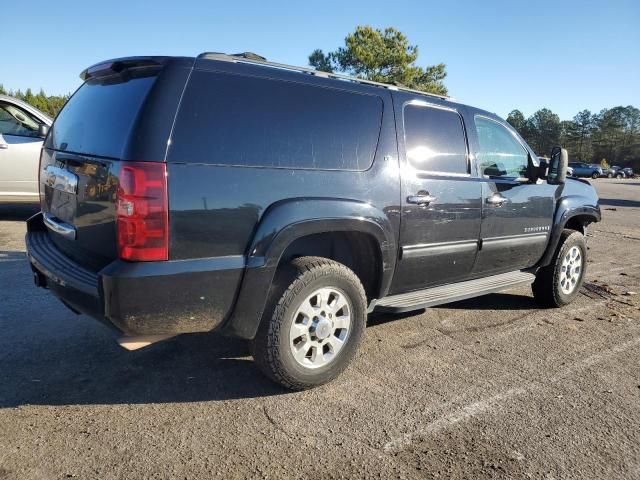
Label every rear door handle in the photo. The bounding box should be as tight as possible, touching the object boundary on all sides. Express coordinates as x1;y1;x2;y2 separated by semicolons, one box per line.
486;194;507;206
407;192;437;205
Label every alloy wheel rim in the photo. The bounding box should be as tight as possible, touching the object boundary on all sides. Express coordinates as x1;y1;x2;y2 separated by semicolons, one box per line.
289;287;351;369
560;246;582;294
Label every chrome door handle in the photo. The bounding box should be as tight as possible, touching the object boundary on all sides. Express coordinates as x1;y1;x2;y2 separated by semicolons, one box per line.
407;193;437;205
0;144;8;149
486;194;507;206
43;212;76;240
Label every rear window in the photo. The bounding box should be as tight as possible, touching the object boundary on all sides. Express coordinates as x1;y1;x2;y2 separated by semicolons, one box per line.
49;73;157;158
168;71;383;170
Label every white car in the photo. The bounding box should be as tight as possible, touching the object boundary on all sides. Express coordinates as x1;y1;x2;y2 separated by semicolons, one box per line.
0;95;52;202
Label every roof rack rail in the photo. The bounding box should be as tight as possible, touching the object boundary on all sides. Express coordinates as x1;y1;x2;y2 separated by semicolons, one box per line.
197;52;450;101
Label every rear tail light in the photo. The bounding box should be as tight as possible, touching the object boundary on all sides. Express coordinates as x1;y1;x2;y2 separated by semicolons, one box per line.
116;161;168;261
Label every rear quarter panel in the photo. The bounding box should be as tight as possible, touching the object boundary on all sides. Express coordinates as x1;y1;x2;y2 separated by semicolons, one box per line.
165;73;401;335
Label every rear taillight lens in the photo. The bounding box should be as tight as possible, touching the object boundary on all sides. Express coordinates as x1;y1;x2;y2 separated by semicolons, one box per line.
116;161;168;261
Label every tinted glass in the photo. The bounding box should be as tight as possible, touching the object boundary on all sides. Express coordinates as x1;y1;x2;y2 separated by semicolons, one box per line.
49;74;157;158
403;104;467;174
169;71;383;170
474;116;529;178
0;102;42;137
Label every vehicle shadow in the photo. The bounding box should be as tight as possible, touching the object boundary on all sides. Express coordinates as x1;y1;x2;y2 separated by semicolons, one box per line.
0;247;288;408
1;242;536;409
0;329;288;409
436;292;537;310
368;292;536;328
3;293;536;408
598;197;640;208
0;203;39;221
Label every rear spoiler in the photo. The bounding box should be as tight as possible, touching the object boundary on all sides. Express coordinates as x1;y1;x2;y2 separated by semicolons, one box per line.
79;56;171;80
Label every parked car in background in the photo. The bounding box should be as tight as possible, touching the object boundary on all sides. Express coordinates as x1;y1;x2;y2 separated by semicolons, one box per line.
589;164;606;177
606;166;626;179
568;162;602;179
622;167;635;178
0;95;52;202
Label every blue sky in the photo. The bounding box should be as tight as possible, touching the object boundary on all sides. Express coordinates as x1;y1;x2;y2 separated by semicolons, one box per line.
2;0;638;120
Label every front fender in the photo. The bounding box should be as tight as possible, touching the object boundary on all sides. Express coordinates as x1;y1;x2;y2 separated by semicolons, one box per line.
221;198;397;339
537;192;601;268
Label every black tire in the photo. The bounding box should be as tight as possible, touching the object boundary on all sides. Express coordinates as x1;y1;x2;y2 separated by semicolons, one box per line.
591;171;599;179
532;230;587;307
251;256;367;390
607;173;613;178
616;173;623;179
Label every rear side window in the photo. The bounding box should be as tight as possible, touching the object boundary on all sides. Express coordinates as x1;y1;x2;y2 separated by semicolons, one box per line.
474;116;529;179
49;73;157;158
169;71;383;170
403;104;468;174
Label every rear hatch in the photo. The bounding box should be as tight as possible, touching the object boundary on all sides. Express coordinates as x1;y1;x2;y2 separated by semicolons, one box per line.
40;57;191;271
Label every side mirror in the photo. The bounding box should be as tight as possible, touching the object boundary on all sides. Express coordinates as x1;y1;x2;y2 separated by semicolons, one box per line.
538;158;549;180
548;146;568;184
38;124;49;138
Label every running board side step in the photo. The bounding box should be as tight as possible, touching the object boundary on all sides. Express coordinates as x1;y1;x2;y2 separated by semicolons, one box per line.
373;271;536;313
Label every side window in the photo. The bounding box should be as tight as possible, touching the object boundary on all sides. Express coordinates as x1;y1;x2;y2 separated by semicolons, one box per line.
0;102;41;137
403;104;468;174
169;71;383;170
474;116;529;179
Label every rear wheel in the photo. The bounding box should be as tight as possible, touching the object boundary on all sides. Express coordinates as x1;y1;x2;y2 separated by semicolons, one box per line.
616;173;623;179
607;172;613;178
532;230;587;307
251;257;367;390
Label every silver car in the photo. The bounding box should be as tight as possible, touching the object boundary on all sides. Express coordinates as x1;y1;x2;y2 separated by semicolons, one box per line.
0;95;52;202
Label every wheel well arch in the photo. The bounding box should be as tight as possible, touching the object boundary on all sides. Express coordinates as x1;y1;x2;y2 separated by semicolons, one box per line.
537;209;600;268
564;215;589;235
223;199;398;339
278;231;383;302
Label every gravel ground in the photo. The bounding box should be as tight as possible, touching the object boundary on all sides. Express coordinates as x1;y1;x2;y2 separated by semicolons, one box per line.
0;179;639;480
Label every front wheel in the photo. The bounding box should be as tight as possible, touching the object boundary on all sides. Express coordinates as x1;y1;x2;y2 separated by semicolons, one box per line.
616;173;624;179
591;171;599;179
252;257;367;390
532;230;587;307
607;173;613;178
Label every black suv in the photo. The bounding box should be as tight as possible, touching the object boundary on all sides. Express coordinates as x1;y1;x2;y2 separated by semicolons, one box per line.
26;53;601;389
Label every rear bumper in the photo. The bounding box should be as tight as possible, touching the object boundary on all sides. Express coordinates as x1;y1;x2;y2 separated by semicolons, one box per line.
26;213;244;335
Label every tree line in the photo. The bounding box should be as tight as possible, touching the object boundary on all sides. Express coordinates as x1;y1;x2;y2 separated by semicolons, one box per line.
507;106;640;169
0;84;69;118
